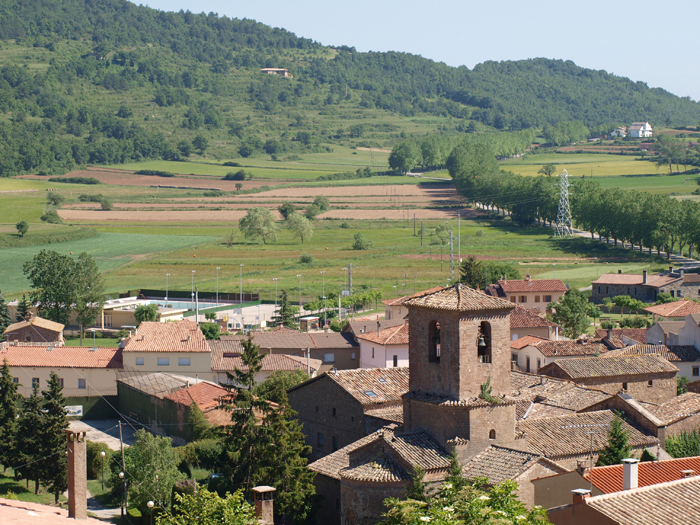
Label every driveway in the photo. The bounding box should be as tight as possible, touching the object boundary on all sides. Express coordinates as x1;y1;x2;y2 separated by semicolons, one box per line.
69;419;137;451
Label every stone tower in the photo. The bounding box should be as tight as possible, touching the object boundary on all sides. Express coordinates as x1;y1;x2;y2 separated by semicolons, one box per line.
402;283;519;460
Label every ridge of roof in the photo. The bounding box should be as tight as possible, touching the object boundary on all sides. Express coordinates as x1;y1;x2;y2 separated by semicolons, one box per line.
539;354;678;379
403;283;515;312
355;323;409;345
3;316;65;334
497;278;568;293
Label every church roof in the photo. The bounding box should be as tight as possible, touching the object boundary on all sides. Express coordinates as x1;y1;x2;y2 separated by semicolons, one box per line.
403;283;515;313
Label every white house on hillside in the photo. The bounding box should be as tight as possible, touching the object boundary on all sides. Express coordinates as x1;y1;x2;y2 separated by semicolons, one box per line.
629;122;653;138
609;127;627;138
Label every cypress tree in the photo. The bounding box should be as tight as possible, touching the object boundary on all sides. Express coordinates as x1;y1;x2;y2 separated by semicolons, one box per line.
271;290;298;328
15;294;30;323
41;371;69;503
444;449;467;491
597;413;632;466
188;401;211;441
0;359;20;472
0;293;11;333
16;382;45;493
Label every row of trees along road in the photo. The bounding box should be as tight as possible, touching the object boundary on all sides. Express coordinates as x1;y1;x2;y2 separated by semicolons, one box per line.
442;141;700;258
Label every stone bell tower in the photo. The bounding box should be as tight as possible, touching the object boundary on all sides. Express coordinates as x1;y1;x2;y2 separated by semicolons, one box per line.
402;283;518;459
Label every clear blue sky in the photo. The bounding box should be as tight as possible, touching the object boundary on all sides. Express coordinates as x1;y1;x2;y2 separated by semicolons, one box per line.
141;0;700;101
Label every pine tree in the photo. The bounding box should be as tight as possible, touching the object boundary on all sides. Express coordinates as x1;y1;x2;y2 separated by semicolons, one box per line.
597;413;632;466
459;256;485;289
40;371;69;503
271;290;298;328
405;466;427;501
0;293;11;333
0;359;20;472
188;401;211;441
15;294;30;323
444;449;467;491
16;382;45;493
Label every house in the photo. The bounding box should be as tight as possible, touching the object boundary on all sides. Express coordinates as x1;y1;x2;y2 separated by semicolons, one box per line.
98;297;188;329
657;313;700;348
356;323;409;368
607;343;700;380
120;320;214;382
3;312;64;343
591;268;700;303
510;305;562;341
485;276;568;314
643;299;700;321
511;337;609;374
382;286;444;320
288;366;409;462
628;121;653;138
209;338;322;384
646;320;685;346
547;476;700;525
0;497;106;525
608;126;627;138
593;328;647;349
538;355;678;404
260;68;291;77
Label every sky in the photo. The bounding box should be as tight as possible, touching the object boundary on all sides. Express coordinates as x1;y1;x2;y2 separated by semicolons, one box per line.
141;0;700;101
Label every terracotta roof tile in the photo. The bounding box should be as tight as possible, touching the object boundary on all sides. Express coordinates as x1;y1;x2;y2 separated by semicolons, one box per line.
498;279;568;293
539;354;678;379
209;339;322;372
382;286;445;306
594;328;647;346
386;431;450;471
584;476;700;524
592;273;680;287
340;453;410;482
3;316;64;335
403;283;515;313
308;332;358;349
510;306;560;329
462;445;565;484
403;390;517;407
364;406;404;424
511;335;548;350
356;323;409;345
654;320;685;337
530;339;609;357
516;410;657;457
308;433;385;479
343;318;405;336
510;372;610;414
607;344;700;363
122;320;209;353
325;367;409;405
652;392;700;423
0;345;122;369
644;300;700;318
584;456;700;493
165;381;229;411
0;498;106;524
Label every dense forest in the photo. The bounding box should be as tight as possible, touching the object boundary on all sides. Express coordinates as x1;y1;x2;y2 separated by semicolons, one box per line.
0;0;699;176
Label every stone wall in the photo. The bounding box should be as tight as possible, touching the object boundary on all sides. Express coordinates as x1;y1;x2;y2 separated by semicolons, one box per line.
314;474;341;525
573;374;676;405
515;461;566;509
340;478;406;525
4;325;62;343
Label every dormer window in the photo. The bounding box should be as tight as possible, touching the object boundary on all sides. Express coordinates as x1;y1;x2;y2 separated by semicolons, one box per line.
478;321;492;363
428;320;441;363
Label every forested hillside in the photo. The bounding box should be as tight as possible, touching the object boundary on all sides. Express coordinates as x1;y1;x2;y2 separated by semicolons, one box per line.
0;0;699;177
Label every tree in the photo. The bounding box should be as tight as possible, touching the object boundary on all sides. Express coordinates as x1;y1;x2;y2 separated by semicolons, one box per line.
352;232;373;250
23;249;76;326
278;202;296;220
239;207;279;244
444;449;467;492
15;294;30;323
597;412;632;466
193;134;208;154
459;256;485;289
404;466;427;501
74;252;106;346
41;371;68;503
188;401;212;441
446;141;498;193
613;295;631;316
430;222;451;263
603;297;614;314
0;359;20;472
272;290;298;328
157;488;256;525
538;163;557;177
15;220;28;238
588;304;602;327
134;303;159;325
304;204;321;220
548;289;591;339
388;141;421;173
678;376;690;395
200;322;220;340
312;195;331;212
286;212;313;244
178;140;193;156
656;292;677;305
253;370;309;404
0;293;11;333
235;183;243;191
15;382;44;493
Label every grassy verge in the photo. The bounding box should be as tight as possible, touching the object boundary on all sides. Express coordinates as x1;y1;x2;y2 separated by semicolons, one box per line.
0;469;67;506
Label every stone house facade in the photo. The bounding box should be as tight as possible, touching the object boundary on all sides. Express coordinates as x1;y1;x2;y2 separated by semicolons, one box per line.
3;313;64;344
591;268;700;303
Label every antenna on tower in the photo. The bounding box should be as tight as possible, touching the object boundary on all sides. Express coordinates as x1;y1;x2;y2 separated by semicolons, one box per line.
555;169;573;237
449;230;455;282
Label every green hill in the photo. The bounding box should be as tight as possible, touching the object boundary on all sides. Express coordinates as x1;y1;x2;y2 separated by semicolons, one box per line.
0;0;698;177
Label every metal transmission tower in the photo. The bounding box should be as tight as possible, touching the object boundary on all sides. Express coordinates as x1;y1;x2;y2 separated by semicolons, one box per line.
555;169;573;237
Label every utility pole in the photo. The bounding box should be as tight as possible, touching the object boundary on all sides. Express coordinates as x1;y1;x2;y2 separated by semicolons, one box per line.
349;264;353;295
555;169;573;237
414;214;416;236
458;212;461;263
449;230;454;283
195;287;199;322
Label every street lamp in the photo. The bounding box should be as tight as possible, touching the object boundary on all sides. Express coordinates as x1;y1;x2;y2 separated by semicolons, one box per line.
320;271;326;327
297;274;302;313
191;270;196;310
100;450;106;490
147;501;154;525
118;471;126;517
216;267;220;305
239;264;244;304
165;273;170;301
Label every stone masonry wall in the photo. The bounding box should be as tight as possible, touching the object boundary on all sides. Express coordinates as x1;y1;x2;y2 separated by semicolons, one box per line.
340;479;406;525
4;325;62;343
314;474;341;525
574;373;676;405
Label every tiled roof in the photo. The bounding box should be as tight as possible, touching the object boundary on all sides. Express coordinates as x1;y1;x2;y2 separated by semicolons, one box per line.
340;453;410;482
343;318;405;336
122;320;209;353
308;332;358;349
607;344;700;363
209;339;322;372
539;355;678;379
594;328;647;347
655;321;685;338
0;497;106;525
584;477;700;525
386;431;451;471
382;286;445;306
462;446;565;484
511;335;548;350
221;331;358;350
530;338;609;357
308;432;388;479
683;273;700;283
510;372;610;414
3;316;64;334
592;273;680;287
510;306;560;329
403;283;515;313
356;323;409;345
584;456;700;493
364;406;404;424
651;392;700;423
517;410;657;457
403;390;517;407
498;278;568;293
0;345;122;369
165;381;229;410
644;300;700;318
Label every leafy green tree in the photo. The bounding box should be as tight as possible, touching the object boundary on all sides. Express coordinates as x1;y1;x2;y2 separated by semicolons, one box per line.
178;140;193;156
304;203;321;220
312;195;331;212
444;449;467;492
15;294;30;323
666;430;700;458
205;312;217;321
597;413;632;466
588;304;602;327
15;220;28;238
0;359;20;471
446;141;498;193
193;135;208;154
613;295;631;316
388;141;421;173
41;371;69;503
459;256;485;289
15;382;44;493
278;202;297;220
74;252;106;345
134;303;159;325
603;297;614;314
23;249;76;326
272;290;299;328
484;261;521;283
678;376;690;395
157;488;256;525
286;212;313;244
235;183;243;191
46;193;65;206
0;293;11;333
656;292;676;305
239;207;279;244
548;289;591;339
200;322;220;340
352;232;373;250
253;370;309;404
538;163;557;177
188;401;212;441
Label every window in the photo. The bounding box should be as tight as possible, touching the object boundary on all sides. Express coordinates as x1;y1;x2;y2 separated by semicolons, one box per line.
324;353;335;363
12;377;18;384
178;358;191;366
393;355;398;367
512;353;518;364
25;336;31;342
534;295;541;303
317;433;324;449
512;334;519;341
364;391;378;397
598;286;601;293
693;367;699;377
478;321;492;363
351;352;356;360
519;296;527;303
536;358;541;371
157;358;170;366
526;356;530;373
671;290;676;298
315;405;319;412
544;295;552;303
351;416;354;422
332;436;339;451
428;320;441;363
648;380;653;387
32;378;39;386
489;429;496;440
371;347;375;359
58;378;64;388
606;287;609;294
622;382;628;390
332;407;337;417
78;379;86;389
135;357;144;366
510;296;516;303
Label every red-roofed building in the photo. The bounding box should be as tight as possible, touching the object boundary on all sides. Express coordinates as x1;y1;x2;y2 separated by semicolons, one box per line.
510;305;561;340
644;299;700;320
592;268;700;303
356;323;409;369
485;276;567;314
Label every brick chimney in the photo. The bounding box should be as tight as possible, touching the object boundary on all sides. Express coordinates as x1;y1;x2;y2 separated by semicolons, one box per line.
607;328;613;340
643;270;647;284
65;430;87;519
681;469;695;478
25;310;34;321
252;486;276;524
618;269;622;274
526;275;531;281
622;458;639;490
572;488;590;505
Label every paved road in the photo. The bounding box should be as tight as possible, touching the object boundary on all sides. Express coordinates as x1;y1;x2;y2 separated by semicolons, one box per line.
68;419;137;451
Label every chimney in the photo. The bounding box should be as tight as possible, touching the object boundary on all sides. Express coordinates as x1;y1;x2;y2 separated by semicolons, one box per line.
681;269;685;278
65;430;88;520
252;486;276;524
643;270;648;284
622;458;639;490
25;311;34;321
681;469;695;478
576;461;586;475
572;488;590;505
607;328;613;340
669;266;674;273
526;275;531;281
618;269;622;274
